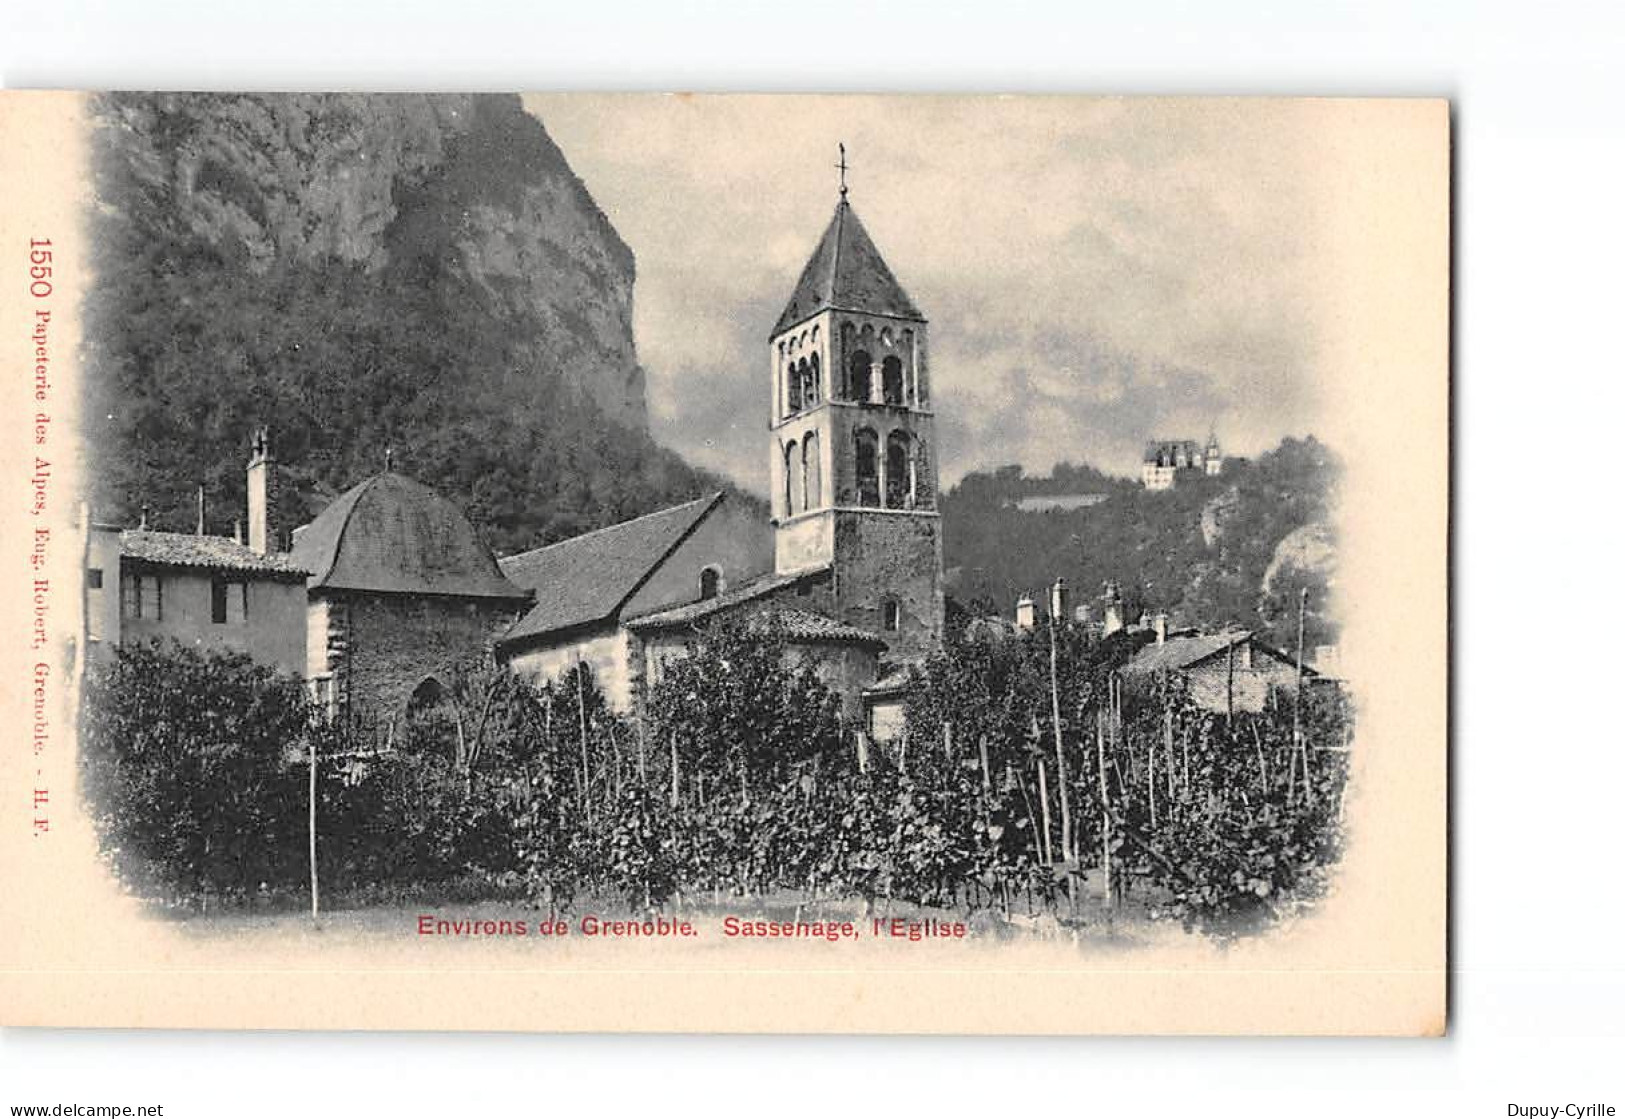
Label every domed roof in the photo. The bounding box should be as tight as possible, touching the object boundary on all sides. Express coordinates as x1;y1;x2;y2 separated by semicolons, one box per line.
290;472;527;600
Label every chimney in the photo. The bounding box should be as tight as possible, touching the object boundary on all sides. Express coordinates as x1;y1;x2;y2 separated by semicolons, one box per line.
1152;612;1168;644
1014;594;1036;632
1048;579;1069;626
1102;581;1124;636
246;426;279;555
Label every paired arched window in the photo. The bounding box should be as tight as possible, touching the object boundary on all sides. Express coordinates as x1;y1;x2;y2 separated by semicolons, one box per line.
882;355;904;405
854;428;880;508
849;349;872;403
881;598;901;633
699;566;722;601
785;355;823;416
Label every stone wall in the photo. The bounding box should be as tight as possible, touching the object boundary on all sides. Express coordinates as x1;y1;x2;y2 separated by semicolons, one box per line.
319;591;522;727
506;625;634;713
1185;650;1302;713
84;527;122;666
639;626;878;724
831;510;943;663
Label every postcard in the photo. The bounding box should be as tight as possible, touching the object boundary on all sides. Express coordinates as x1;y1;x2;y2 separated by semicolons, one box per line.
0;92;1448;1033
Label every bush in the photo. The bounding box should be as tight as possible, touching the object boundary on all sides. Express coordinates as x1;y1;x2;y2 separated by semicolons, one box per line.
80;642;317;907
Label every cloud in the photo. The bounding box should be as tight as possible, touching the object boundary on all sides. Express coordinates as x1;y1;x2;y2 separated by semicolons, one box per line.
526;95;1343;490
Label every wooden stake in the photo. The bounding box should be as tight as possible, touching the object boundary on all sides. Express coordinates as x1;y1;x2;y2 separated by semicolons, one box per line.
308;734;319;926
1037;757;1055;866
1096;706;1112;907
669;732;680;808
1147;708;1158;829
1048;616;1073;863
1164;701;1177;802
576;662;592;825
635;709;648;786
1226;640;1235;730
1293;586;1309;804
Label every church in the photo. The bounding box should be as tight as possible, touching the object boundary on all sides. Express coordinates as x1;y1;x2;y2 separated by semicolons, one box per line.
85;181;945;739
499;183;945;731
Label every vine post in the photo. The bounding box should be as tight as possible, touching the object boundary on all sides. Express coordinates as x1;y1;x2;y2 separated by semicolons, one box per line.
307;730;319;927
1096;706;1112;908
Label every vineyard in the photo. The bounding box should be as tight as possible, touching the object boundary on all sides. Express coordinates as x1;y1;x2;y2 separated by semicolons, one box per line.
81;625;1351;939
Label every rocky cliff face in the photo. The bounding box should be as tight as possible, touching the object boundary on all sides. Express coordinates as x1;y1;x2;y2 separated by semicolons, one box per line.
96;92;644;429
384;95;646;426
88;93;712;550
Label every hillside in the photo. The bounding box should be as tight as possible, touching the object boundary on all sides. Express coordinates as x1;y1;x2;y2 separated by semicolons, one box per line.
942;437;1341;648
83;93;746;554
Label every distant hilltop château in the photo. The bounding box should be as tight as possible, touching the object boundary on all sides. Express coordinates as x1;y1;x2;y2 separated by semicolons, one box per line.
87;166;945;744
1142;432;1223;490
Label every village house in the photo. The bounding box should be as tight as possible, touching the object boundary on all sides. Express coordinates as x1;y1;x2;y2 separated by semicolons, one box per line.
1122;625;1312;713
83;429;310;677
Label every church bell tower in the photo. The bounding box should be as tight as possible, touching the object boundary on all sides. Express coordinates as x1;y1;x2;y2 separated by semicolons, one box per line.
767;150;944;661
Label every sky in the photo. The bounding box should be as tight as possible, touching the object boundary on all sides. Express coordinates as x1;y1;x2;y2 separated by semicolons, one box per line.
524;95;1342;496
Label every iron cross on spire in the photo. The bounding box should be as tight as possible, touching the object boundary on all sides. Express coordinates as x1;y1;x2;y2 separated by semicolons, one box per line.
836;143;850;198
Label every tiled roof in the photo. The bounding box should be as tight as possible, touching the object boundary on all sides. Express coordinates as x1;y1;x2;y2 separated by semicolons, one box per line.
499;494;723;644
749;608;884;647
120;530;310;579
289;472;526;600
1143;439;1207;465
773;199;923;335
1126;630;1308;676
623;567;822;630
625;569;882;648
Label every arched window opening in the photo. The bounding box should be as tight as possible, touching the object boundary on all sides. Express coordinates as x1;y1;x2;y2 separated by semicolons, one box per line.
807;353;821;406
881;598;901;633
882;356;904;405
839;322;855;395
849;350;872;403
407;674;448;714
700;566;722;601
787;358;802;414
790;437;805;516
885;431;912;509
855;429;880;508
782;441;796;517
802;431;821;509
902;330;917;402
